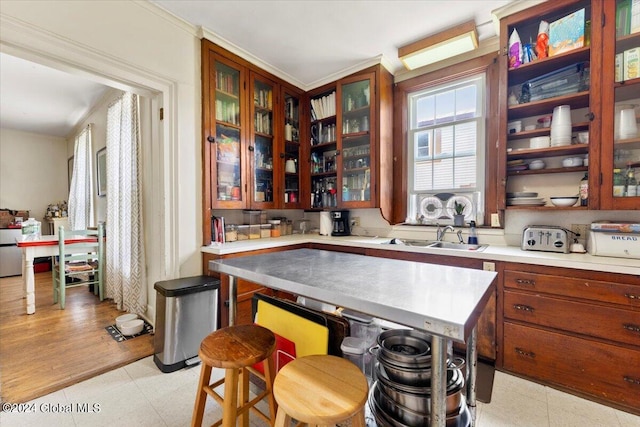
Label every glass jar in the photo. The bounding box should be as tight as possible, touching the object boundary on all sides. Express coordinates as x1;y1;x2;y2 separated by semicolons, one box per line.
613;168;626;197
225;224;238;242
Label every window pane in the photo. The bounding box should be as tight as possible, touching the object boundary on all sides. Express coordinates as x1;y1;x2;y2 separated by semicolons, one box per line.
435;126;454;158
415;95;435;128
414;161;433;191
454;156;476;188
433;158;453;189
415;130;432;159
455;85;477;119
454;122;477;156
435;90;455;125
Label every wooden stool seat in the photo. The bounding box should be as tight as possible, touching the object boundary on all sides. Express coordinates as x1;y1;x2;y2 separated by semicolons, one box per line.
192;324;277;427
273;355;369;427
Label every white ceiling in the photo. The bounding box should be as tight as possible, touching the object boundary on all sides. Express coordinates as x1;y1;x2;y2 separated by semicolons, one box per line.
0;52;109;138
0;0;514;138
153;0;512;89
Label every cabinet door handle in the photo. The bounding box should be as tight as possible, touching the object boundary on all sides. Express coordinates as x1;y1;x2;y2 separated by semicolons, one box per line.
515;279;535;287
207;135;215;143
623;323;640;333
224;300;229;307
586;112;595;121
515;347;535;358
513;304;535;312
625;293;640;300
279;153;285;158
623;376;640;386
248;145;255;152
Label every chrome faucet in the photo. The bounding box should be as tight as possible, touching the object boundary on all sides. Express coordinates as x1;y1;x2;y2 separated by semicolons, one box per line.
436;225;455;241
457;229;465;244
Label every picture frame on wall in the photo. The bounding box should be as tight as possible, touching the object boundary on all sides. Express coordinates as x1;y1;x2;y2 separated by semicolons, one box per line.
96;147;107;197
68;156;74;190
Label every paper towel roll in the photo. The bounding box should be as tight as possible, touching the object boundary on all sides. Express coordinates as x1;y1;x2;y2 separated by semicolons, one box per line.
319;211;332;236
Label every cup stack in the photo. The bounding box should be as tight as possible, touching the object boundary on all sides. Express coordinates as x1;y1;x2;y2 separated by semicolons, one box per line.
617;106;638;140
550;105;572;146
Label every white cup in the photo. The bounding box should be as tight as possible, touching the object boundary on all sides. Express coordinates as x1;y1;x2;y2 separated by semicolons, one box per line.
285;124;293;141
552;105;572;126
285;159;296;173
618;108;638;139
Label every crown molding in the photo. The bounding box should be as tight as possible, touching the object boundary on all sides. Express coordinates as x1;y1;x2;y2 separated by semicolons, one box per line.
135;0;199;37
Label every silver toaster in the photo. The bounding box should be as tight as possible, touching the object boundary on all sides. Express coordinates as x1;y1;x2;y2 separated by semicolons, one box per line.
522;225;571;253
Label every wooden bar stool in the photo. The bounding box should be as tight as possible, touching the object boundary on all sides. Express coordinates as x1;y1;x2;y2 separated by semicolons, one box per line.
191;324;277;427
273;355;369;427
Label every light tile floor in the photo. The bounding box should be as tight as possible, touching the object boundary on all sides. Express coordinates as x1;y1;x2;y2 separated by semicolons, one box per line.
1;356;638;427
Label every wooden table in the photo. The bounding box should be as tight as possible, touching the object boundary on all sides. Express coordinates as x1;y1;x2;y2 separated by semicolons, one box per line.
209;248;497;427
16;235;97;314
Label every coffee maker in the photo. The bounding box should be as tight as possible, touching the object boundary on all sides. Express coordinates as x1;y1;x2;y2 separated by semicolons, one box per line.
330;210;350;236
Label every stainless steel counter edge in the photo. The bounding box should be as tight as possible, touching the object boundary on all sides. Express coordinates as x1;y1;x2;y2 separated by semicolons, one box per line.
202;234;640;276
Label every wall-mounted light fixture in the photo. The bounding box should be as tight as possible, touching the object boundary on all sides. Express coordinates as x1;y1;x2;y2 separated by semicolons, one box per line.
399;20;479;70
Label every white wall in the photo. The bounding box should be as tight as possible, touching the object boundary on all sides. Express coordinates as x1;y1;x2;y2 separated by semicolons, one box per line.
0;128;68;221
1;0;202;322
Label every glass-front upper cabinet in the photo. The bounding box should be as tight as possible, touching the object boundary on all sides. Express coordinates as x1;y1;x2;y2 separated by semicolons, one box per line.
249;72;277;209
210;56;245;209
600;0;640;209
340;73;373;206
283;88;302;207
309;86;338;209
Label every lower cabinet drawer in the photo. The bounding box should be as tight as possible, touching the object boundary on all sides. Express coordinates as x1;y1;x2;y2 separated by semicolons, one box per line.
504;290;640;347
503;322;640;410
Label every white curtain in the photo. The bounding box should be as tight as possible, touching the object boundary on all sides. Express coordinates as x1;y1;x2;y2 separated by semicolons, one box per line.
68;125;95;230
105;92;147;314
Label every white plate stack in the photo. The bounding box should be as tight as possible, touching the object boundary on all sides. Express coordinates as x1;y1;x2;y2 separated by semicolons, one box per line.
506;192;546;206
550;105;572;146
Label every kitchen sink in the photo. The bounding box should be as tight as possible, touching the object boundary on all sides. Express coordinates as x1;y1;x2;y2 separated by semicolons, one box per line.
427;241;488;252
383;238;488;251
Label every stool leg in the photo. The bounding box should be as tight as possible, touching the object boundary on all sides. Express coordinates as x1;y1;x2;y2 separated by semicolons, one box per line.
191;362;212;427
274;407;293;427
222;368;239;427
238;367;250;427
262;355;277;425
351;407;366;427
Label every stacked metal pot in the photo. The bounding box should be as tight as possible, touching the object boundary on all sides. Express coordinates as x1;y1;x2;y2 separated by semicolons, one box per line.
368;329;470;427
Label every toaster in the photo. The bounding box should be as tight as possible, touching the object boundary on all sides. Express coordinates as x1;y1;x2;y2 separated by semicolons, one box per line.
522;225;571;253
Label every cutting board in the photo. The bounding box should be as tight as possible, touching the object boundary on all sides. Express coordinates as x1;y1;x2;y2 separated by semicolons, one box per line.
255;299;329;357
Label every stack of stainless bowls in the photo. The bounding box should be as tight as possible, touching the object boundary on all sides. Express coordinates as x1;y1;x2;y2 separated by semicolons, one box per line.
368;329;470;427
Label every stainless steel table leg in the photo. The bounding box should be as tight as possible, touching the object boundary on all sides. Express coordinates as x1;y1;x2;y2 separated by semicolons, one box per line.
228;275;237;326
466;326;478;426
430;335;447;427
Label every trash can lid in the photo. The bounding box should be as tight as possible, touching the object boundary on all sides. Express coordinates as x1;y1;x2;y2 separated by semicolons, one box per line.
154;275;220;297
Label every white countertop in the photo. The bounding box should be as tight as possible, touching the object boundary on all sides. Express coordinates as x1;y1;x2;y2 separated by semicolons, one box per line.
202;233;640;276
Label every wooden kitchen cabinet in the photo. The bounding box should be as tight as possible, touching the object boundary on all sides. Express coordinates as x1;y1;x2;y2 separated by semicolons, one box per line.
498;262;640;414
593;0;640;210
307;66;393;220
201;40;306;244
497;0;601;211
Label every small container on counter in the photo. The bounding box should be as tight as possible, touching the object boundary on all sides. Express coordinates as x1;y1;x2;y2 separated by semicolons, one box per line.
224;224;238;242
243;210;266;225
340;337;369;378
269;220;281;237
236;225;250;241
286;220;293;235
249;224;261;239
260;224;271;238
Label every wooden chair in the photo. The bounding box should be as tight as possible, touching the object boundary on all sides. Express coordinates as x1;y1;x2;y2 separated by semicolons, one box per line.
52;224;104;309
272;355;368;427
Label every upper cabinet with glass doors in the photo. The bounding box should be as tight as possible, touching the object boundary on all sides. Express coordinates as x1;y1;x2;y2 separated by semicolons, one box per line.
249;72;277;209
282;87;304;208
307;66;393;219
599;0;640;209
205;53;246;210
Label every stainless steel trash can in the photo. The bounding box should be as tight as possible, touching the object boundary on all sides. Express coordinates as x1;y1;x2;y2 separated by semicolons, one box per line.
153;275;219;373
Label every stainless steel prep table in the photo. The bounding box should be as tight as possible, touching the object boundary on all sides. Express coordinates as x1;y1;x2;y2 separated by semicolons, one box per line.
209;248;497;427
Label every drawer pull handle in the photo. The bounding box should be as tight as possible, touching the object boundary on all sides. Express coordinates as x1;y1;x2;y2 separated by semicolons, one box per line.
515;347;535;358
623;323;640;333
625;293;639;300
515;279;535;286
513;304;535;312
623;376;640;386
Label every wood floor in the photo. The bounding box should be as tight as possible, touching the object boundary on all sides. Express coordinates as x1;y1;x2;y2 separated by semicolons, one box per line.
0;271;153;404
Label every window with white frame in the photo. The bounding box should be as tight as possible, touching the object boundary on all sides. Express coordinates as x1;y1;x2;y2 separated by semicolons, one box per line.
407;73;486;225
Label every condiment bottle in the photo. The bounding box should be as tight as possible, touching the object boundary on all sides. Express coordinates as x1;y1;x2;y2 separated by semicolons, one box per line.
613;168;625;197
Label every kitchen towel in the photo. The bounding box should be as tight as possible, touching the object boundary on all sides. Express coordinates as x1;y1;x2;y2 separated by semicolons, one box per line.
319;211;332;235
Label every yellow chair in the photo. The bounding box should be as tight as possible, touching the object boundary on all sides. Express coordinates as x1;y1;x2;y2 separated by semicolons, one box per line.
52;224;104;309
